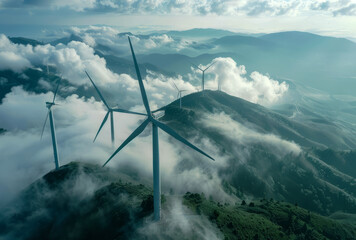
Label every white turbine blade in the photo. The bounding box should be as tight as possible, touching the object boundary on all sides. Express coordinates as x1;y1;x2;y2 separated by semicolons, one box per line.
93;111;110;142
128;37;151;115
40;110;50;140
172;81;179;91
203;62;216;72
85;71;110;109
153;119;214;161
191;62;203;72
176;92;180;99
112;108;147;116
103;118;150;167
52;77;62;103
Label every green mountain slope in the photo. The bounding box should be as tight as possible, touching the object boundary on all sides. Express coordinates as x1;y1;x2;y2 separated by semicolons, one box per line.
0;162;354;240
158;91;356;215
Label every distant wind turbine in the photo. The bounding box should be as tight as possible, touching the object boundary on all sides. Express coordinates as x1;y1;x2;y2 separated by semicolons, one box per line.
172;81;187;108
103;37;215;221
85;71;146;145
191;62;215;92
40;78;61;170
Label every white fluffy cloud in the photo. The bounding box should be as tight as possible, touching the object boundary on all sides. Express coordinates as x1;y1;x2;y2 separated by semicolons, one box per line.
0;34;198;110
203;57;288;105
0;86;225;207
201;112;301;157
2;0;356;16
69;26;191;55
0;34;116;85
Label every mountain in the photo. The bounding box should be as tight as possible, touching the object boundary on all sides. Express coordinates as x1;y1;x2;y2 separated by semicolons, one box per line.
162;90;356;150
1;162;355;240
97;52;176;78
161;28;237;39
158;91;356;215
138;31;356;95
9;37;43;46
49;34;84;46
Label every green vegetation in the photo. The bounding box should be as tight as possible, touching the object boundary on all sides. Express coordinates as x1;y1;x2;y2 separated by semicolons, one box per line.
1;162;356;239
183;192;356;240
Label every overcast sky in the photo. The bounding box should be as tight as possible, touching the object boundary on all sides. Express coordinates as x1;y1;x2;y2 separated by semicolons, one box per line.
0;0;355;38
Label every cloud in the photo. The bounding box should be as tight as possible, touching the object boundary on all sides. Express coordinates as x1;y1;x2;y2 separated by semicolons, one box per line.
68;26;192;55
0;34;198;110
0;86;227;208
333;3;356;16
135;199;223;239
1;0;356;16
200;112;302;157
203;57;289;105
0;34;116;86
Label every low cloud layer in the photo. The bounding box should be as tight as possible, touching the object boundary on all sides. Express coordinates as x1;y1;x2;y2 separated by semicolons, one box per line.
203;57;289;105
0;86;227;207
0;34;198;110
201;112;301;157
68;26;192;55
1;0;356;17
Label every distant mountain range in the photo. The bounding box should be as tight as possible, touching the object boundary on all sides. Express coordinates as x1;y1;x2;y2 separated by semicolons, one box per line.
6;29;356;94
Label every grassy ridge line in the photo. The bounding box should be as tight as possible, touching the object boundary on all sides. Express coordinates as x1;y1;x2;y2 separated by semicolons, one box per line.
183;192;356;240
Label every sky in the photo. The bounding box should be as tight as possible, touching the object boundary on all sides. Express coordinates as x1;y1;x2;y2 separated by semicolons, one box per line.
0;0;355;39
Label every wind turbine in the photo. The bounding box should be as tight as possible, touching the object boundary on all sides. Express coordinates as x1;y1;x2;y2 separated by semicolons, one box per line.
85;71;146;145
40;78;61;170
191;62;215;92
172;81;187;108
103;37;215;221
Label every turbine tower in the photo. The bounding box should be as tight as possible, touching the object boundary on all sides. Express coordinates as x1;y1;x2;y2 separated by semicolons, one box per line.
192;62;215;92
41;78;61;170
103;37;215;221
172;81;187;108
85;71;145;145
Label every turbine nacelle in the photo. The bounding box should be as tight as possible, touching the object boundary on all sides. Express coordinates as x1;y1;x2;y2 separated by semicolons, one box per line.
45;102;55;108
85;71;146;144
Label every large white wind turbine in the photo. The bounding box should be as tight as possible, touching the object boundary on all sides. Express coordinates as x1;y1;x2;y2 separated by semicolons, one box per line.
192;62;215;92
40;78;61;170
172;81;187;108
85;71;146;145
103;37;215;221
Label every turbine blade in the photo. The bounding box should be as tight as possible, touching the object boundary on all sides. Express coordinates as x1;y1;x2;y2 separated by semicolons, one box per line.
203;62;216;71
40;110;50;140
93;111;110;142
191;62;203;72
52;77;62;103
103;118;150;167
172;81;179;91
153;119;214;161
112;108;147;116
85;71;110;109
176;92;180;99
128;37;151;115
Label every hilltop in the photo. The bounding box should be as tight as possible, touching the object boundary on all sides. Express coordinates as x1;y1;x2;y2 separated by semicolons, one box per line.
0;162;355;240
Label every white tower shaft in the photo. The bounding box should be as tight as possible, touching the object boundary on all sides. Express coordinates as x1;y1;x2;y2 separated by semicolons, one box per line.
152;123;161;221
49;109;60;169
